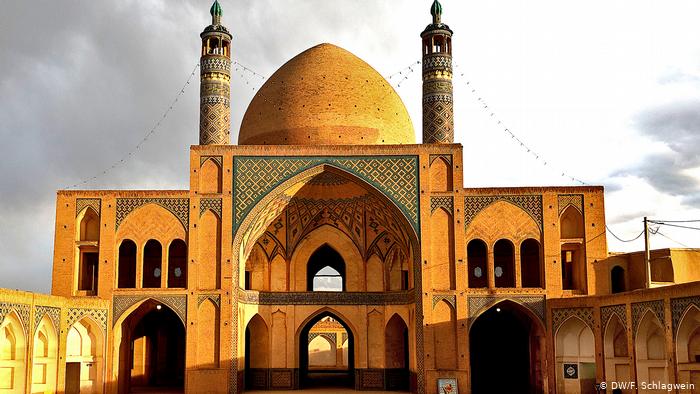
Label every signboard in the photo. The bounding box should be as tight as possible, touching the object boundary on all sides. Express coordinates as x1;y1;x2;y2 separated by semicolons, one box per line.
438;378;458;394
564;363;578;379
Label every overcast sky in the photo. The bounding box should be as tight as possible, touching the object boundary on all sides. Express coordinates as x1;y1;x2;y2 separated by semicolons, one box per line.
1;0;698;292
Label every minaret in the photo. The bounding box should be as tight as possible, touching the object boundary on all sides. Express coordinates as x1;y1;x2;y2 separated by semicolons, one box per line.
199;0;232;145
421;0;454;143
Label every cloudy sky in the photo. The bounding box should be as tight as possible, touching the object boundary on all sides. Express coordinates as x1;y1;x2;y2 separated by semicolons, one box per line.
1;0;698;292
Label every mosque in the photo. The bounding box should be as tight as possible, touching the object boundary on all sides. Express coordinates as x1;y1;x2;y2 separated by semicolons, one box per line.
1;1;700;393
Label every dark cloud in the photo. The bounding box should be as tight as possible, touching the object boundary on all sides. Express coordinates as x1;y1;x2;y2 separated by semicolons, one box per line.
613;99;700;208
0;1;427;292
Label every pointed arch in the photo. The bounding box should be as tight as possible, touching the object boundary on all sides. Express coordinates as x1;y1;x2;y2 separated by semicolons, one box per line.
167;239;187;288
432;299;457;370
430;207;455;290
676;305;700;386
494;239;515;288
76;206;100;242
385;313;409;390
0;311;26;392
290;225;362;292
470;300;546;393
31;315;59;392
200;156;222;194
560;205;584;239
636;310;668;384
117;239;137;289
555;316;596;393
199;209;222;290
429;156;452;192
197;298;220;368
603;314;630;384
66;316;104;394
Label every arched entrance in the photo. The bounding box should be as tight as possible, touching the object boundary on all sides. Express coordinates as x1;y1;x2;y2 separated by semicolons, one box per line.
299;311;354;389
469;301;545;394
117;300;185;393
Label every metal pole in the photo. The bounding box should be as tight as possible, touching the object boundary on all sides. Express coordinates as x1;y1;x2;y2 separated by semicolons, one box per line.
644;216;651;288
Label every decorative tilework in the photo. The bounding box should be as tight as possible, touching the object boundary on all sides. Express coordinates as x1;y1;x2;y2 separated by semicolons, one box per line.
467;295;545;325
308;332;336;346
671;296;700;338
112;294;187;326
558;194;584;215
429;154;452;165
67;308;108;333
198;294;221;307
76;198;101;217
232;156;420;233
116;198;189;230
632;300;665;334
430;196;453;214
464;195;543;230
601;304;627;329
432;294;456;309
238;290;415;305
200;155;223;167
34;305;61;334
552;307;594;333
200;198;222;218
0;302;30;335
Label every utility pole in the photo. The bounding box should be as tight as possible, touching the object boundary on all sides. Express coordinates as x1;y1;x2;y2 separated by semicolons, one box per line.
644;217;652;288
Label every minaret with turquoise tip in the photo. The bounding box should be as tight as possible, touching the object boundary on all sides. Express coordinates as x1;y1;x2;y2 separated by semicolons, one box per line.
199;0;232;145
421;0;454;143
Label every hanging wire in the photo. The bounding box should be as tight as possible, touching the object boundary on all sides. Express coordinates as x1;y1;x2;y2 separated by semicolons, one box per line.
64;63;200;189
654;231;691;248
649;222;700;231
605;225;644;243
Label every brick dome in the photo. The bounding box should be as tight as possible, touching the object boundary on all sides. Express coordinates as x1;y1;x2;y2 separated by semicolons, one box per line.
238;43;415;145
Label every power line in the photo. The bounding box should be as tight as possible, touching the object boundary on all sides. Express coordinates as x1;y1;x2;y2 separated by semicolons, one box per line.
654;231;691;248
64;62;200;190
650;222;700;231
605;225;644;243
649;219;700;223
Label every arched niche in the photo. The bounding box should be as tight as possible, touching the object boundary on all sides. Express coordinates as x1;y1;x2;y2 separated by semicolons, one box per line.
197;299;220;368
676;306;700;388
560;205;584;239
635;311;668;386
0;312;26;393
77;207;100;242
432;300;457;370
117;239;137;289
167;239;187;288
290;225;363;292
430;207;455;290
385;314;409;391
603;314;630;384
494;239;515;288
65;317;104;394
467;239;488;288
31;316;59;393
555;317;596;394
200;157;222;194
198;209;222;290
142;239;162;288
429;157;452;192
521;238;543;288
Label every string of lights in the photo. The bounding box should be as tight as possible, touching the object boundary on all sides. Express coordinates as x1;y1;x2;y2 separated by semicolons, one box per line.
233;60;266;80
387;60;421;88
453;62;588;186
64;63;201;190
